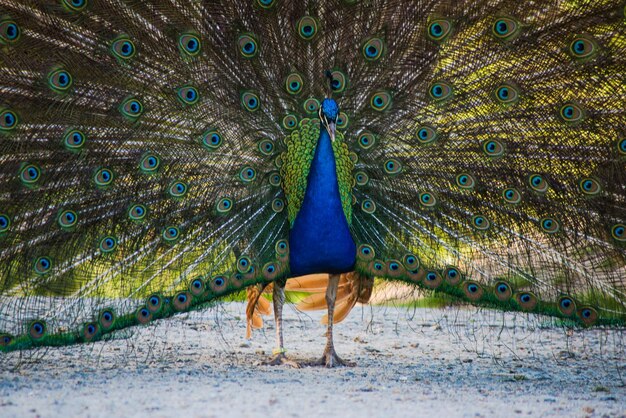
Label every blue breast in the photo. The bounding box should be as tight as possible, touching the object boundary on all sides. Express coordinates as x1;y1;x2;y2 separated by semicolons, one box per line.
289;126;356;276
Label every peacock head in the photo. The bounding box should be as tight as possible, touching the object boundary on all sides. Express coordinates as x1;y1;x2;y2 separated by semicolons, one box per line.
319;98;339;142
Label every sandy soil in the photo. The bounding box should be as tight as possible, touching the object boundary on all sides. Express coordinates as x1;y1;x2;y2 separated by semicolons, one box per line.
1;303;625;418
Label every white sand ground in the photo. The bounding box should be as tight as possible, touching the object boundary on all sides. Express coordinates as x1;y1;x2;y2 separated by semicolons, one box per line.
1;303;625;418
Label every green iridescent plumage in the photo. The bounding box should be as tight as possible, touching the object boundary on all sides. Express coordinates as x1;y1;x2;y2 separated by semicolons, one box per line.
0;0;625;356
281;119;353;226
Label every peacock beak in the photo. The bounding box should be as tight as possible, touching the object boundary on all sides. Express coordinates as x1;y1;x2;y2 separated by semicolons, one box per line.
327;120;336;142
321;115;336;142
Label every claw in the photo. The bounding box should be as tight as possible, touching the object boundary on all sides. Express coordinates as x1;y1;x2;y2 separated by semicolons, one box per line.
263;353;301;368
308;347;355;368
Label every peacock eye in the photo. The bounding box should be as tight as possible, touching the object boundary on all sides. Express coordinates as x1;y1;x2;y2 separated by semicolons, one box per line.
482;140;505;157
94;167;114;187
58;209;78;228
239;166;257;183
202;130;222;150
0;109;18;131
257;0;276;8
492;17;520;40
355;171;369;186
419;191;437;208
362;37;384;61
429;82;453;100
494;83;520;104
282;114;298;130
427;19;453;42
578;178;601;196
129;204;147;220
241;92;260;112
303;98;320;114
611;224;625;241
1;20;21;43
100;236;117;253
456;173;476;189
179;33;201;56
63;130;86;150
559;103;584;122
162;226;180;242
285;73;304;95
20;164;41;185
540;217;560;234
34;256;52;274
416;125;438;145
336;112;348;130
472;215;490;230
361;199;376;214
120;97;144;120
297;16;318;40
216;197;233;213
177;86;199;105
48;69;73;93
569;36;597;59
0;214;10;233
140;153;160;173
169;181;188;198
63;0;87;12
111;36;136;59
383;158;402;175
528;174;548;193
370;91;392;111
238;34;258;58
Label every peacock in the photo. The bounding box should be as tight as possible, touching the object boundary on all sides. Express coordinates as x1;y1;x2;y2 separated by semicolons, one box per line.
1;0;625;368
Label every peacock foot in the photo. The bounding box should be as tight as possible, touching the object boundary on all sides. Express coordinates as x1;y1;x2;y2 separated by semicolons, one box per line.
309;348;356;368
263;352;301;368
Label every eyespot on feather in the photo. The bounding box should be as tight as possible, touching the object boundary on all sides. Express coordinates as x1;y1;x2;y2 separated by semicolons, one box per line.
502;187;522;204
285;73;304;95
357;244;375;261
111;36;136;60
238;33;258;58
494;281;512;301
370;91;392;111
0;19;21;44
557;296;577;317
241;91;260;112
179;33;201;56
297;16;318;40
569;35;598;60
528;174;549;193
456;173;476;190
444;267;462;285
173;292;192;311
99;309;115;330
0;108;18;132
429;81;453;101
423;270;443;289
128;204;147;221
362;37;384;61
463;281;484;301
94;167;114;188
28;321;46;340
515;292;538;311
427;18;453;42
492;17;521;41
357;131;376;150
202;130;223;150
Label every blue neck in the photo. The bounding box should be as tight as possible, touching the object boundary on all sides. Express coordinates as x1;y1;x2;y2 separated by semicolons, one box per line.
288;124;356;276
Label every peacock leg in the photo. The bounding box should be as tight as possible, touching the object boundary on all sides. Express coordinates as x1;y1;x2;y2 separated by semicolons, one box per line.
310;273;355;368
264;279;300;368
